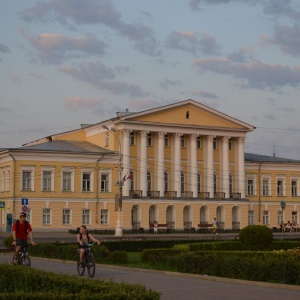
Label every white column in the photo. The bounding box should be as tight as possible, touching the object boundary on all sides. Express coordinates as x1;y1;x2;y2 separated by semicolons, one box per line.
122;129;131;197
174;133;182;196
222;136;230;198
237;137;246;198
190;134;198;198
140;131;149;197
206;135;215;198
157;132;166;197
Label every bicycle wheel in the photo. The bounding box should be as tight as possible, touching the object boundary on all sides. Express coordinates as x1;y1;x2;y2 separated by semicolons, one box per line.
12;254;20;265
22;254;31;267
77;256;85;276
87;253;96;278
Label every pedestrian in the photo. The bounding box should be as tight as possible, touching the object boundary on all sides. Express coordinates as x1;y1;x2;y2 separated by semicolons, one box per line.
77;225;101;267
153;221;158;234
12;212;36;263
212;218;218;235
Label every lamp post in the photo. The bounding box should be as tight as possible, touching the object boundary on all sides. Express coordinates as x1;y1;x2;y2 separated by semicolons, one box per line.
102;125;123;237
280;201;286;240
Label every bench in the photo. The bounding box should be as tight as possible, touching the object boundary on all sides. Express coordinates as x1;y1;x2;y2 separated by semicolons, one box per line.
198;224;213;232
149;223;168;233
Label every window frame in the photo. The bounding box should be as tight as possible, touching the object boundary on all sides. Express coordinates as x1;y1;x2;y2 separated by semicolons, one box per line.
42;208;51;225
100;209;109;225
82;209;90;225
62;209;71;225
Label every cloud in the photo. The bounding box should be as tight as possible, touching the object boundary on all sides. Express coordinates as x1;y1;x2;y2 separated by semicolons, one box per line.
193;57;300;89
261;25;300;57
159;79;180;89
192;90;219;99
64;96;105;111
0;43;10;53
20;0;161;57
28;72;46;81
19;29;106;64
0;105;13;113
59;61;148;97
166;31;221;55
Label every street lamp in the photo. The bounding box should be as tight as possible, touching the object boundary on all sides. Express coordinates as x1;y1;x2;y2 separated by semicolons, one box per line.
102;125;123;237
280;201;286;240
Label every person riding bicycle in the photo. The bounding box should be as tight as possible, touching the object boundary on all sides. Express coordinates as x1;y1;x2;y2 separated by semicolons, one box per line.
12;212;36;264
77;225;101;267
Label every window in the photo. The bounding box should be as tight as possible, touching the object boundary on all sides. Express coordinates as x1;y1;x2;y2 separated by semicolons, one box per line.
43;208;51;225
101;209;108;225
213;138;217;150
263;211;269;225
147;171;152;191
1;169;10;192
181;172;185;192
130;171;134;190
248;210;254;225
186;110;190;119
62;209;71;225
292;211;297;225
130;132;135;145
43;171;52;191
247;179;254;195
164;135;169;147
101;174;109;192
291;180;297;196
147;134;152;146
82;173;91;192
105;131;109;147
214;174;217;194
197;136;201;149
277;180;284;196
63;172;72;191
229;138;232;150
82;209;90;225
197;173;201;194
164;172;168;191
22;171;32;191
262;179;269;196
181;136;185;148
229;175;233;196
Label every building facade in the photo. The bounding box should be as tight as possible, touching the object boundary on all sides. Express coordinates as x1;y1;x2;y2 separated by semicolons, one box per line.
0;99;299;231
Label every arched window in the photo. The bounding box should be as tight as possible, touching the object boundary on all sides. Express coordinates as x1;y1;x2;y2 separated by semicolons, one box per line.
181;172;185;193
164;172;168;191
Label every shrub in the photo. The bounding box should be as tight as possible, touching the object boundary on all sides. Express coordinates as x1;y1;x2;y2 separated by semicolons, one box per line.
108;251;128;263
3;235;13;249
239;225;273;250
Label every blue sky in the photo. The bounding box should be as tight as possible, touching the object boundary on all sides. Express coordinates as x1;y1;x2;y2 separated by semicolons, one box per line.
1;0;300;159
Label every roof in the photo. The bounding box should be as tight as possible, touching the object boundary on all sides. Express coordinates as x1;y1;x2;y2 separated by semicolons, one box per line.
245;152;300;163
18;140;114;154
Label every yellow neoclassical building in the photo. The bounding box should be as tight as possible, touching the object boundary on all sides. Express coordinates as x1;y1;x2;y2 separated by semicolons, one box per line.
0;99;299;232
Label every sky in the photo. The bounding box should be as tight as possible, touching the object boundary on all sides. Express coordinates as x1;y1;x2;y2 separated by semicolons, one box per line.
1;0;300;159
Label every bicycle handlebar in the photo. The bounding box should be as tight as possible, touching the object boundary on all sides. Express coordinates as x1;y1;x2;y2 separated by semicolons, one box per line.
82;241;97;247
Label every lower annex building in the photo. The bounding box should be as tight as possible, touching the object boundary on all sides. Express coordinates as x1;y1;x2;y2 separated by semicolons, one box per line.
0;99;299;232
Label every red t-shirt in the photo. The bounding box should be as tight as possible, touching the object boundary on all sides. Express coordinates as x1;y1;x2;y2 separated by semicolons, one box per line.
12;220;32;240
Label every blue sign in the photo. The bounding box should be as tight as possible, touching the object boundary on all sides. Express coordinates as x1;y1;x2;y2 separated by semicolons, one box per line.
0;201;5;209
22;198;29;206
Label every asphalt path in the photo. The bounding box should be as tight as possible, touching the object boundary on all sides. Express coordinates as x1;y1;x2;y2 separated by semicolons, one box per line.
0;253;300;300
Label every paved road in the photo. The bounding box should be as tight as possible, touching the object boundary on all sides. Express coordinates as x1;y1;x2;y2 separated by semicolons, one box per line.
0;253;300;300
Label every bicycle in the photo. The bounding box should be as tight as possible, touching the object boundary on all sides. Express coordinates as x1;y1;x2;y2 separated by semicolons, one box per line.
77;242;96;278
12;241;31;267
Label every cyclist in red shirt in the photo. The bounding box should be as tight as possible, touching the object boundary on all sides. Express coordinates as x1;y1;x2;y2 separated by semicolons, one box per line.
12;212;36;263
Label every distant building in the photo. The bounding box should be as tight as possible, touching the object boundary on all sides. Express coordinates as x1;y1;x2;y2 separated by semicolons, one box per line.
0;99;299;231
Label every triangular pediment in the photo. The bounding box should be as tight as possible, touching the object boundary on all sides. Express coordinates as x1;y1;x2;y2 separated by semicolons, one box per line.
120;99;254;131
